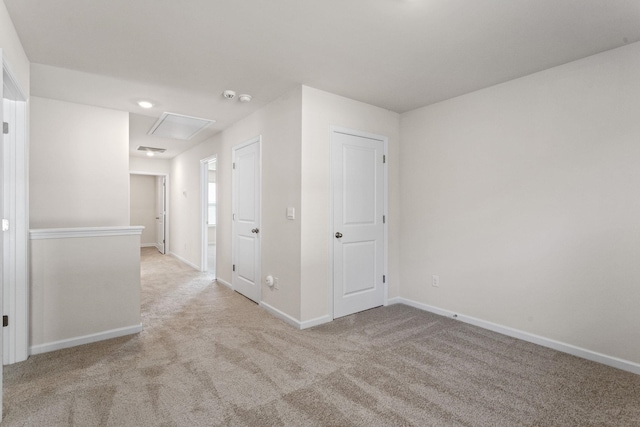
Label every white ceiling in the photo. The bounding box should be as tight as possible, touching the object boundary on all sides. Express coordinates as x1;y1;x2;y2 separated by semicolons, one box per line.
5;0;640;159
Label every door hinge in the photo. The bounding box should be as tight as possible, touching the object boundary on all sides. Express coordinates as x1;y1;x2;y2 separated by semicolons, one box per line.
3;315;8;327
383;275;386;284
233;264;236;272
233;213;236;221
3;122;8;135
233;162;236;169
383;154;386;164
383;215;386;224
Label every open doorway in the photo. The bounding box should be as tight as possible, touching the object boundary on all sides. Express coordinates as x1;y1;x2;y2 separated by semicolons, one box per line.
129;172;168;254
200;156;217;277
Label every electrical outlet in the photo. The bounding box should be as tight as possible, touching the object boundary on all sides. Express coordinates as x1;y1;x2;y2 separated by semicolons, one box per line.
432;275;439;287
274;277;279;290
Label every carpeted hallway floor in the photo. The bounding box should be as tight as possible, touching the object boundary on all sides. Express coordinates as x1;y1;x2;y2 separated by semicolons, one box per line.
2;247;639;426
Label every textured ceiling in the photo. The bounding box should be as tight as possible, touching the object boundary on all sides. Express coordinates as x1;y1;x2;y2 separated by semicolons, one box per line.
5;0;640;158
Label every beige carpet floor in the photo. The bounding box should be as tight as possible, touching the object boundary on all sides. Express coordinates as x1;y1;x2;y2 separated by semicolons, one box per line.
2;247;639;426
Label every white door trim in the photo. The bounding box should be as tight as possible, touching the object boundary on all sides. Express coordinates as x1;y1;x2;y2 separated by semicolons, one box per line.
200;154;217;273
231;136;262;303
329;126;388;319
129;171;170;254
2;52;29;366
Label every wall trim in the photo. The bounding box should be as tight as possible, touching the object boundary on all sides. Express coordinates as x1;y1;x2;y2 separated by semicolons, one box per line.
30;226;144;240
260;301;332;330
389;297;640;376
299;314;332;330
216;278;232;289
141;243;156;248
29;324;143;356
168;251;199;270
260;301;302;329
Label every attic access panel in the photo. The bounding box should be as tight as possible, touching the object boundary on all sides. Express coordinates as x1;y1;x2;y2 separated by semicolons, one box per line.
148;112;215;140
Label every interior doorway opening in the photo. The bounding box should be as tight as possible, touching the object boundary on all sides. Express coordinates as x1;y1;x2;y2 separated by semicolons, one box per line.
129;172;168;255
200;156;217;277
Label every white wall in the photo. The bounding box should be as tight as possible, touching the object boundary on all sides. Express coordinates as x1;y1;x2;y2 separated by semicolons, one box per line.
30;97;129;228
399;42;640;365
30;230;142;353
130;174;156;245
0;1;30;95
170;86;303;318
130;156;171;175
300;87;400;322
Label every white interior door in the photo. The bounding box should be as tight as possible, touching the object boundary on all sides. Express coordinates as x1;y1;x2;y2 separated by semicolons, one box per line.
0;54;5;417
1;54;29;374
232;137;261;303
332;128;386;319
156;176;165;254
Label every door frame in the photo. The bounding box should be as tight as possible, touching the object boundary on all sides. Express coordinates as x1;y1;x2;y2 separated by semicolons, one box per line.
129;171;170;254
2;53;29;367
200;154;217;274
329;126;388;320
231;135;262;302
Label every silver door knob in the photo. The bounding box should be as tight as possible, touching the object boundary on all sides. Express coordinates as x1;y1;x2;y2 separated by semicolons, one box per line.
335;232;343;238
251;228;260;234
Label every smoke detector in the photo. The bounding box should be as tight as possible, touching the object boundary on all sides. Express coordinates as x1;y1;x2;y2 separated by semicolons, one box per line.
223;90;236;100
239;94;252;103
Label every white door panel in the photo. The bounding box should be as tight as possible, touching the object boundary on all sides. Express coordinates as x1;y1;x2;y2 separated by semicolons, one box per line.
0;59;5;415
343;145;377;225
332;129;386;318
342;240;377;295
232;137;261;303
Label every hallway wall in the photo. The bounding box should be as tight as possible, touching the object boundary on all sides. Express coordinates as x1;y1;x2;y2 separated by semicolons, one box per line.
30;97;129;228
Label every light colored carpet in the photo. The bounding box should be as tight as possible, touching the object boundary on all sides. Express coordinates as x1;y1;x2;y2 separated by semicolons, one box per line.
3;247;639;426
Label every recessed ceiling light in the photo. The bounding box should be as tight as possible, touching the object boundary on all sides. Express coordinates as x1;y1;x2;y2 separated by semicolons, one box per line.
138;100;154;109
146;151;155;157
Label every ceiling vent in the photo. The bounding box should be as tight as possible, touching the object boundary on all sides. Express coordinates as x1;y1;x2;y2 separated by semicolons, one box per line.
136;146;167;153
148;112;215;140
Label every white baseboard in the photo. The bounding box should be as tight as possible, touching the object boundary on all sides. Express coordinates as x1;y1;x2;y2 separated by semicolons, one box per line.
299;314;332;330
140;243;156;248
168;252;199;270
260;301;332;330
30;324;143;356
260;301;301;328
216;278;232;289
391;297;640;376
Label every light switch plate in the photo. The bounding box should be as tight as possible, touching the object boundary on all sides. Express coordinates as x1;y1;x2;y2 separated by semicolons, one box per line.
286;207;295;220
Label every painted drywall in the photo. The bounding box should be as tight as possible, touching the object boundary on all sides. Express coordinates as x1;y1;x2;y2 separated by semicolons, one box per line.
30;97;129;228
130;174;156;245
130;156;171;175
399;42;640;365
0;1;30;95
30;232;142;350
300;87;401;322
170;86;303;318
